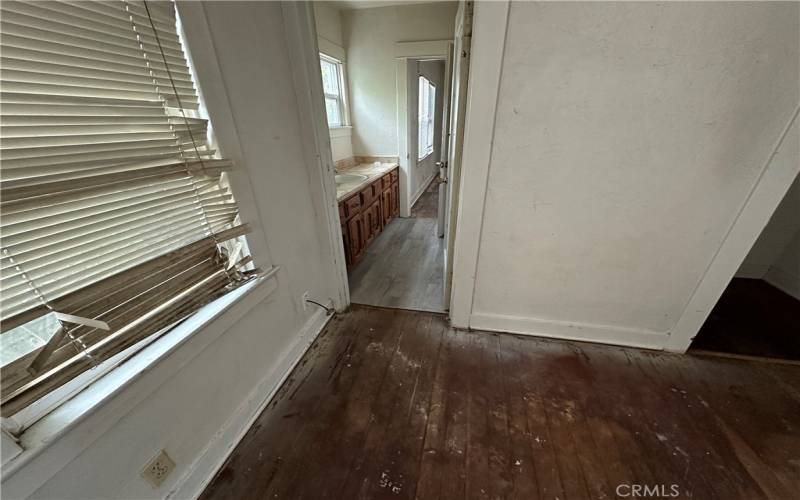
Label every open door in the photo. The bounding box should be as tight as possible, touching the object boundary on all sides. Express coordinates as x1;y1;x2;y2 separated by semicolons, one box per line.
442;0;473;310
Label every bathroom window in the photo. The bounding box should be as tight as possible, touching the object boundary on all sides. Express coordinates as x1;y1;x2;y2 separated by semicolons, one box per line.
418;76;436;159
320;55;347;127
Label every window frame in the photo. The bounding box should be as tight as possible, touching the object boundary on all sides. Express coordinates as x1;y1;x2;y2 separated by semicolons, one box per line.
418;75;436;160
0;1;254;431
319;53;349;129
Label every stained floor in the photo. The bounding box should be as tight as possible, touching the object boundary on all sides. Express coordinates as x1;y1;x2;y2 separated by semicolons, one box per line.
201;305;800;500
691;278;800;361
349;181;444;312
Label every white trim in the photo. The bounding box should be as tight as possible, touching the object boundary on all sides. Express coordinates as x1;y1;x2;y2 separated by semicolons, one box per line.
395;40;451;59
665;107;800;352
410;169;438;210
176;2;273;268
168;308;332;500
1;275;280;498
329;126;353;139
470;312;669;351
318;36;346;62
395;42;450;218
1;429;22;466
396;58;413;217
449;0;510;327
282;1;350;310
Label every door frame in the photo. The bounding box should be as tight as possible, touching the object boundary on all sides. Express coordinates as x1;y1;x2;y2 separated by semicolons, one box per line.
282;1;351;311
395;41;452;218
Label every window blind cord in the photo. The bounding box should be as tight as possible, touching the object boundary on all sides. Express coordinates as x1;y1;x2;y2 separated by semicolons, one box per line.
2;250;98;367
130;0;232;279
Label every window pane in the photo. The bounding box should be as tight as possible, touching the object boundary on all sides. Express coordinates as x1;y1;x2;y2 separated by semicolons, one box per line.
325;96;341;127
0;313;60;367
428;83;436;152
418;76;429;158
320;59;340;96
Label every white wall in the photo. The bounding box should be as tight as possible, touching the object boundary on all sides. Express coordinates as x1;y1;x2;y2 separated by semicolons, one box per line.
344;2;457;157
314;2;344;48
410;59;445;204
736;174;800;283
742;172;800;299
457;1;799;348
314;2;354;163
4;2;340;498
765;228;800;299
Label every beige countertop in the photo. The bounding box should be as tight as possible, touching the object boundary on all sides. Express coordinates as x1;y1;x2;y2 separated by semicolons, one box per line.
335;162;398;202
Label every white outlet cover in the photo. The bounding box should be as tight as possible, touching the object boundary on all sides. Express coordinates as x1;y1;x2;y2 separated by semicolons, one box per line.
141;449;176;488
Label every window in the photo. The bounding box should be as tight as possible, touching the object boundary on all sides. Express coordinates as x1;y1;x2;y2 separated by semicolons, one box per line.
418;76;436;159
320;54;346;128
0;0;259;417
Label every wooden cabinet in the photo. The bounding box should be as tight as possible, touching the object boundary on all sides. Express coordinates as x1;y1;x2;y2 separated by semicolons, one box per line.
338;166;400;270
346;213;365;264
381;186;392;226
391;181;399;217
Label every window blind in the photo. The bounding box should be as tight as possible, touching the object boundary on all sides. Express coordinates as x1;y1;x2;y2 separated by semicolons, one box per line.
0;0;259;416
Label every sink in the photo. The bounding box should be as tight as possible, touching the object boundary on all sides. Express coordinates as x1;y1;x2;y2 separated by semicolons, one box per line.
335;173;368;185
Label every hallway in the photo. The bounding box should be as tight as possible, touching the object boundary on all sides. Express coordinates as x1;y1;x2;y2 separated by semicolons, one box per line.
201;305;800;500
348;180;444;312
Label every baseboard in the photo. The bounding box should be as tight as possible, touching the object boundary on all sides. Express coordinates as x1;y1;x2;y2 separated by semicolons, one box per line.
410;171;437;209
469;312;669;350
764;267;800;300
168;308;333;500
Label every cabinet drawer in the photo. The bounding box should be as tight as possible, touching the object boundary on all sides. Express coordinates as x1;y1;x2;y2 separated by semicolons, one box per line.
382;173;392;191
343;194;361;218
360;180;381;206
338;202;345;221
390;169;398;183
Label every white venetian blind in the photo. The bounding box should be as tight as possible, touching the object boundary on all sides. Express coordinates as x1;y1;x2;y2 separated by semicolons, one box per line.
0;0;259;415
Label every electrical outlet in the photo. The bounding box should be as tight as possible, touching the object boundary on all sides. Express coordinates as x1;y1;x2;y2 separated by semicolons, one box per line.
301;291;310;311
141;449;175;488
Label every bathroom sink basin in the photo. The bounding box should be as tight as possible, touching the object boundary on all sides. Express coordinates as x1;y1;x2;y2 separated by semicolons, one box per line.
335;173;368;184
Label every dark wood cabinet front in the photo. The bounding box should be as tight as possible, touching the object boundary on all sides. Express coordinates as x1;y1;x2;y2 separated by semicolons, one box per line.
339;167;400;270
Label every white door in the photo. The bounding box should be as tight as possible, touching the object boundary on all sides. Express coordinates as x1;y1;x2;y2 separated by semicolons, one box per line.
442;0;473;310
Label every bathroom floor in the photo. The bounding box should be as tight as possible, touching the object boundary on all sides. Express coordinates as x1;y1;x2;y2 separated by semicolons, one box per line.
348;181;444;312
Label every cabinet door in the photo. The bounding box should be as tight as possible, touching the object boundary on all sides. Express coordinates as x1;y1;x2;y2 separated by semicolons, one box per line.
392;182;400;216
364;201;378;246
347;214;364;264
382;189;392;226
370;199;382;235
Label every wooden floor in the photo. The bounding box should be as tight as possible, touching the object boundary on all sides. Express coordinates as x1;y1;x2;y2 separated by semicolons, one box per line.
692;278;800;361
349;181;444;312
201;305;800;500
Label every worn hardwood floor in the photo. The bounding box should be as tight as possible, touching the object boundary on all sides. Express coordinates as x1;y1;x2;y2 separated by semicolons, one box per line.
201;305;800;500
349;181;444;312
691;278;800;361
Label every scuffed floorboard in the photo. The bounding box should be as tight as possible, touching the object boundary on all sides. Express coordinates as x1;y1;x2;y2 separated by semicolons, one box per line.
201;305;800;500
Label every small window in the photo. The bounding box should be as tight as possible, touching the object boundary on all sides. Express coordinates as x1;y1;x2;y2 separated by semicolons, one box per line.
320;55;347;128
418;76;436;159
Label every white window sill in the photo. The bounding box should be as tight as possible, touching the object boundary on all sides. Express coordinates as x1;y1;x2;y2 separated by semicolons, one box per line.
329;126;352;139
1;267;280;487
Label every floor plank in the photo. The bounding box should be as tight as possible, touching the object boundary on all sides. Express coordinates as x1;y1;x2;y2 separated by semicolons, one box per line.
201;305;800;500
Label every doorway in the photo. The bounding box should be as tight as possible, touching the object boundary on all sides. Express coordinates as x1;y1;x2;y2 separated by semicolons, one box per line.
347;58;447;312
313;1;473;315
689;174;800;362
